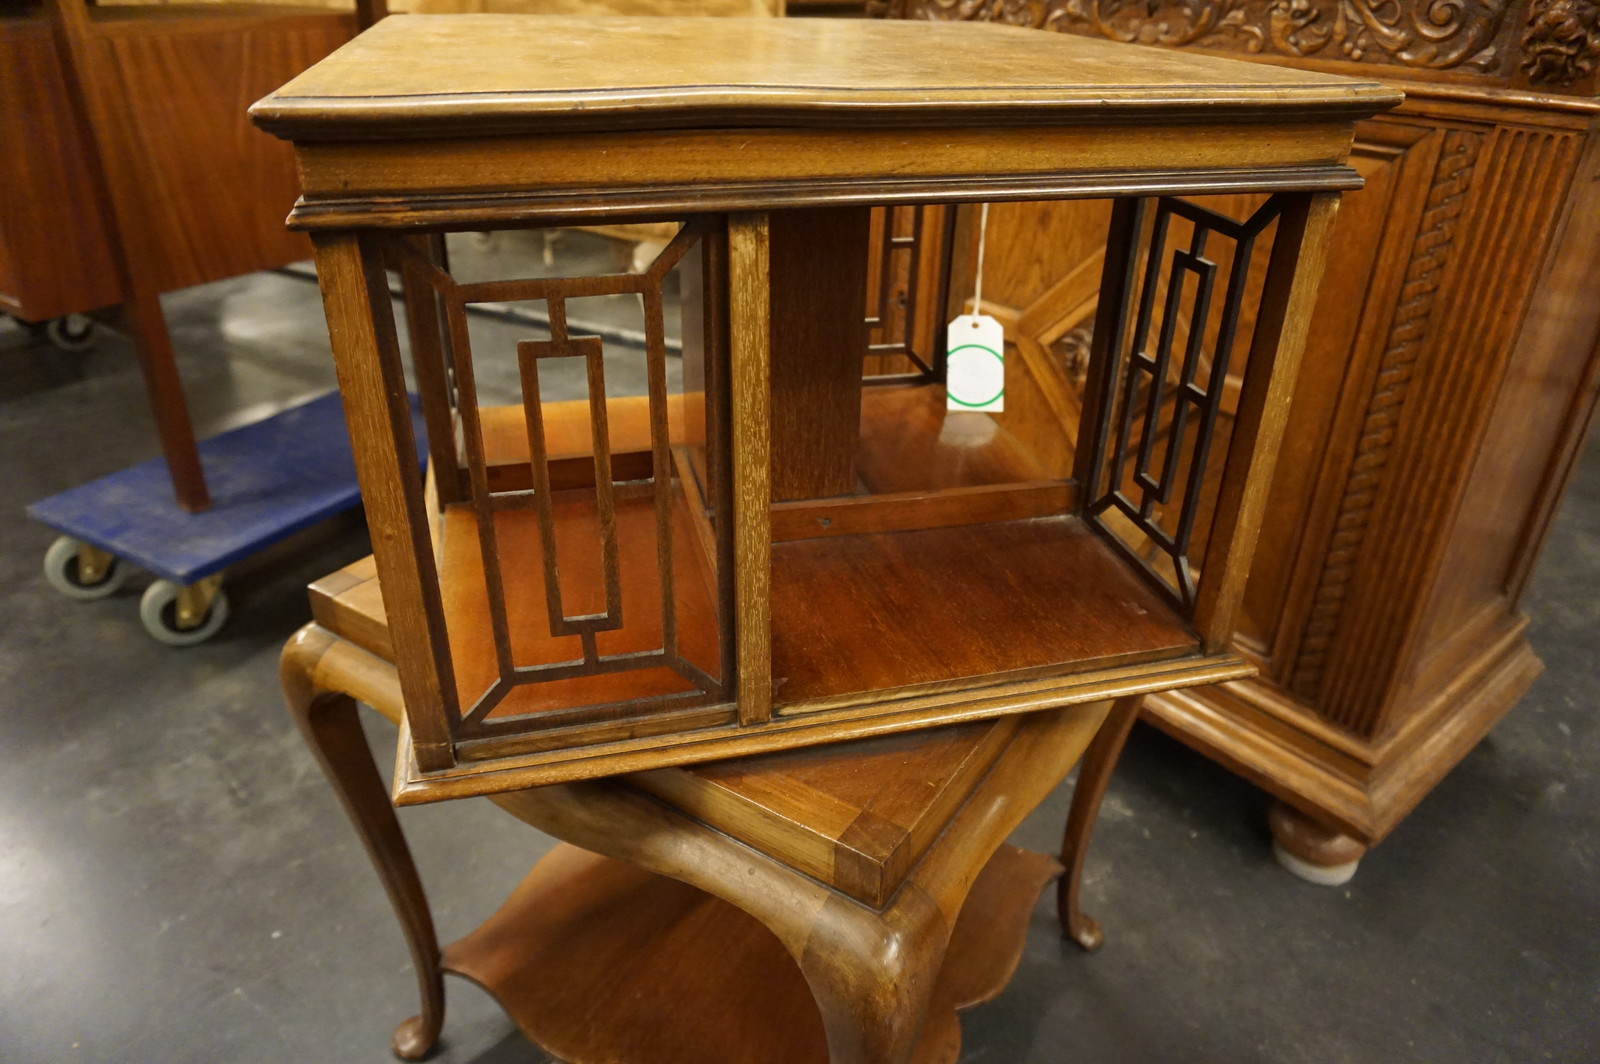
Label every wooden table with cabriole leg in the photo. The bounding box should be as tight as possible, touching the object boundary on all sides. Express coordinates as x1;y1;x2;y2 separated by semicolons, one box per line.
254;16;1397;1061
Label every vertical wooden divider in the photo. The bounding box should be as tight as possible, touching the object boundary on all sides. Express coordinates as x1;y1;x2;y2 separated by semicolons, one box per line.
1073;197;1145;500
1192;191;1341;653
313;231;459;770
768;207;870;500
707;222;742;704
728;213;773;725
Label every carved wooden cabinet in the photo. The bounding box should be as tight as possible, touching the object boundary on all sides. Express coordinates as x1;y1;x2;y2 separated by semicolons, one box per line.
875;0;1600;879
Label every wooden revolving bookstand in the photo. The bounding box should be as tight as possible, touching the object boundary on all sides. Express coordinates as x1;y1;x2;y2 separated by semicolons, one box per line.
250;16;1396;802
255;16;1397;1061
283;553;1140;1063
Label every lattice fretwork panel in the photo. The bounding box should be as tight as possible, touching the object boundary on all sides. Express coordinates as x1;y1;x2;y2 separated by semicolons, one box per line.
387;223;730;743
1083;196;1284;609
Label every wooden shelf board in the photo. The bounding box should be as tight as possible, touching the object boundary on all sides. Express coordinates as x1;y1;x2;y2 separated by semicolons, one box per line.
771;514;1197;708
855;382;1052;495
441;841;1063;1064
475;393;705;490
774;383;1077;541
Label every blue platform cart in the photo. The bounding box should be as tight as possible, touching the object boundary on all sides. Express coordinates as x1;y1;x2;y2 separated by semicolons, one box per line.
30;391;425;645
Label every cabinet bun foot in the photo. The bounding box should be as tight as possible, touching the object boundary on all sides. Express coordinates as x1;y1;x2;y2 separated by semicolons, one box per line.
1268;801;1367;887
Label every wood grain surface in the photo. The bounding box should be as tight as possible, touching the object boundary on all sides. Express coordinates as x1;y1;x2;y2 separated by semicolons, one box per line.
274;13;1384;796
284;615;1125;1062
314;232;460;770
632;717;1020;907
303;546;1247;799
406;0;781;14
770;515;1199;706
728;213;773;725
855;383;1052;493
0;12;120;319
438;841;1063;1064
251;15;1399;138
769;207;870;501
480;698;1106;1064
435;498;722;722
81;2;353;293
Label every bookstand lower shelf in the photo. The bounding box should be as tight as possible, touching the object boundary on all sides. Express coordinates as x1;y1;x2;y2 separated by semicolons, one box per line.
442;842;1061;1064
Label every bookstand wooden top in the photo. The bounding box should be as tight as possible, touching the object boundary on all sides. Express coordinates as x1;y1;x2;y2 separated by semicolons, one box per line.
251;14;1400;139
251;18;1397;231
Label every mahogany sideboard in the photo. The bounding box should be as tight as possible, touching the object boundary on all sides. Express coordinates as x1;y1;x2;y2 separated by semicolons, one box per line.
876;0;1600;880
0;0;354;509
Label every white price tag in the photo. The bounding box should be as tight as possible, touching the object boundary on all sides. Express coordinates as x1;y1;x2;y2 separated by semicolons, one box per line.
946;313;1005;412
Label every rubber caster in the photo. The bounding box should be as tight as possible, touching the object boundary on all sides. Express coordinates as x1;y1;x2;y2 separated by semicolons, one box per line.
139;578;230;646
43;536;129;601
45;315;97;352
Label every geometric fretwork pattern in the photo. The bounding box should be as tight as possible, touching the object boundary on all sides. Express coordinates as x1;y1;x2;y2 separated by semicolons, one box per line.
391;224;720;733
1084;195;1284;608
516;334;625;643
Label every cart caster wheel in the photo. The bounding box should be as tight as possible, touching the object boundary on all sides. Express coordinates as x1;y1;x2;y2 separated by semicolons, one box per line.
45;315;97;352
43;536;129;601
139;579;230;646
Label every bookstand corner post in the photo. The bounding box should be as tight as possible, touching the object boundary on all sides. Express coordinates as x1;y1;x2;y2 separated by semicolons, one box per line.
312;230;460;771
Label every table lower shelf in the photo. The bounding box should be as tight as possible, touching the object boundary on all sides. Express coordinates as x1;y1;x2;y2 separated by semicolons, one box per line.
442;841;1064;1064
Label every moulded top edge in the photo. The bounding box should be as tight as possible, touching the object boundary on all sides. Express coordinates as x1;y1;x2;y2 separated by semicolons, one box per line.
250;15;1403;140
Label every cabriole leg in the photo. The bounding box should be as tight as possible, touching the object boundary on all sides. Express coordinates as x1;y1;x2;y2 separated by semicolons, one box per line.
280;629;445;1059
795;893;951;1064
1057;695;1141;951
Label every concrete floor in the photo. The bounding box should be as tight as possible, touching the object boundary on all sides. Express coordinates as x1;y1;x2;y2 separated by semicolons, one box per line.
1;233;1596;1063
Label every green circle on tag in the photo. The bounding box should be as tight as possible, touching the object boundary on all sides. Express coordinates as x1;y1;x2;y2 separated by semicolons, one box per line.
946;343;1005;408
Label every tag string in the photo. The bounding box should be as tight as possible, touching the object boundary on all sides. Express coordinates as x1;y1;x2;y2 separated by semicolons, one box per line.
972;202;989;315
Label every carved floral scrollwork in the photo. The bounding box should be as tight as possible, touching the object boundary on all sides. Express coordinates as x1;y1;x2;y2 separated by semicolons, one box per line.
1055;325;1095;387
1521;0;1600;85
875;0;1512;72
